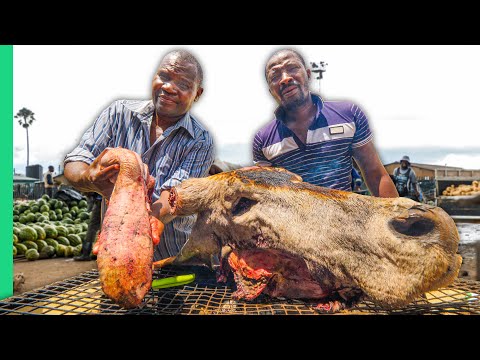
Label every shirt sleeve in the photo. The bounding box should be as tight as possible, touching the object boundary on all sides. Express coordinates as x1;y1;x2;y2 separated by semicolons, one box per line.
160;135;215;191
350;103;373;149
253;132;272;166
63;101;117;166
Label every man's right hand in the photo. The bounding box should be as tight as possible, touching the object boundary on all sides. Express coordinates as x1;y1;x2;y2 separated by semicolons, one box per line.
64;148;121;199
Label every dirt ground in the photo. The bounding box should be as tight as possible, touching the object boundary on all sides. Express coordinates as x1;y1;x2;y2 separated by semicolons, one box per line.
13;257;97;295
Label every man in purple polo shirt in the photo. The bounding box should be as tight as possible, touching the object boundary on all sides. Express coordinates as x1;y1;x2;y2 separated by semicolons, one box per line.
253;49;398;197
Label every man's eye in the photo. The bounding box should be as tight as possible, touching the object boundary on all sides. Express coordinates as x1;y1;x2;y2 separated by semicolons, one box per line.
178;82;190;90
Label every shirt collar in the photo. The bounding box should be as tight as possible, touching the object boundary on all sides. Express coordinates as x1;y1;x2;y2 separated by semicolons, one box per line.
135;100;196;139
274;92;325;122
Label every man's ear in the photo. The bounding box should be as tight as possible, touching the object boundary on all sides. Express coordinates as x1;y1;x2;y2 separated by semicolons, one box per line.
195;87;204;102
307;68;311;80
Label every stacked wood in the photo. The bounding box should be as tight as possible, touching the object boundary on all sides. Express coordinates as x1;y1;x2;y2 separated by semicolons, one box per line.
442;181;480;196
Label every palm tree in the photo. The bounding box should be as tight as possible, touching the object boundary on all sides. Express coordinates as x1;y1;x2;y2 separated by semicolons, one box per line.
15;107;36;166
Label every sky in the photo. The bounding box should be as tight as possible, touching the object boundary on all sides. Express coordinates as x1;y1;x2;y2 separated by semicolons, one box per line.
13;45;480;175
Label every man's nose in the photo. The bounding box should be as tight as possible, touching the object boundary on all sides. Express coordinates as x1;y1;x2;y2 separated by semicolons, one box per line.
162;82;176;94
279;72;294;86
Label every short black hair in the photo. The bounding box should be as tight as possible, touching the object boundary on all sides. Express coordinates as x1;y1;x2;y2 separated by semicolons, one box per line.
265;48;307;79
163;50;204;86
48;165;54;170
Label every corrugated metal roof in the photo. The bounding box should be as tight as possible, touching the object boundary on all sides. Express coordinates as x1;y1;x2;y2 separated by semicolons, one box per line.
13;175;40;182
384;162;464;171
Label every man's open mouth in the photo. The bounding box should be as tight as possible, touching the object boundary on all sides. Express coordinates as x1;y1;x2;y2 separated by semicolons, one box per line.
281;86;299;97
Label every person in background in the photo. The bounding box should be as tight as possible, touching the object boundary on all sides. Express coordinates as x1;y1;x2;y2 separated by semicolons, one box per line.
74;192;102;261
393;155;423;202
43;165;55;198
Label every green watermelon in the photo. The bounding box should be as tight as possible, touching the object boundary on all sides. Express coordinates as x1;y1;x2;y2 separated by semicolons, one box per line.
19;226;38;242
56;226;69;237
65;246;75;257
13;246;17;257
34;240;48;252
13;215;19;222
26;213;36;223
48;199;58;208
56;236;70;246
25;249;40;261
23;241;38;250
67;234;82;246
37;198;47;206
78;232;86;241
31;225;46;240
54;201;64;210
56;244;67;257
15;243;28;255
56;213;63;220
13;234;19;244
44;238;59;251
78;200;88;208
13;227;21;237
63;213;73;219
40;205;50;213
41;194;50;201
55;208;62;215
61;207;70;214
62;218;74;225
69;201;78;207
39;245;56;259
30;205;40;213
44;225;58;239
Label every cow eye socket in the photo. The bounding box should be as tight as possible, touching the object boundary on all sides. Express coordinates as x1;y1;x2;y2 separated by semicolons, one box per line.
232;197;258;217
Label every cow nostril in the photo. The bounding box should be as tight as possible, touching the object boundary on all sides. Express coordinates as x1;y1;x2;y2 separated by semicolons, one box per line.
390;217;435;237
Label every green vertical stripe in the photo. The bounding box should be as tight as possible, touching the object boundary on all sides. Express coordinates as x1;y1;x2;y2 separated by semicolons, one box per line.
0;45;13;300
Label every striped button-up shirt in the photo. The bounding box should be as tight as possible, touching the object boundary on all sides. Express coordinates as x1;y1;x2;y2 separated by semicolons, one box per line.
253;94;372;191
64;100;215;260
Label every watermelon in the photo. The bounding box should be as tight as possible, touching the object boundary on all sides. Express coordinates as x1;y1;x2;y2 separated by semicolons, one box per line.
56;244;67;257
56;236;70;246
13;215;19;222
69;201;78;207
63;213;73;219
31;225;46;240
67;234;82;246
55;208;62;215
19;226;38;242
78;232;86;241
13;246;17;257
78;200;88;208
30;205;40;213
13;227;21;237
38;198;47;206
65;246;75;257
23;241;38;250
44;238;59;251
13;234;19;244
41;194;50;201
39;245;56;259
34;240;48;252
26;213;36;223
62;218;74;225
44;225;58;239
56;226;69;237
25;249;39;261
61;207;70;214
15;243;28;255
40;205;50;213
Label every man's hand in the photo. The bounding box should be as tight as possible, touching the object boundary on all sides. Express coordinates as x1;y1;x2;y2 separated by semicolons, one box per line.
64;148;121;199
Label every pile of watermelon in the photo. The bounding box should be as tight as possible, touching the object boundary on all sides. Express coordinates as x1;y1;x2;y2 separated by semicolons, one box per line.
13;194;91;261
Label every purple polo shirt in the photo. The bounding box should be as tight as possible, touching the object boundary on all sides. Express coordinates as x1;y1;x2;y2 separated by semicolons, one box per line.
253;94;373;191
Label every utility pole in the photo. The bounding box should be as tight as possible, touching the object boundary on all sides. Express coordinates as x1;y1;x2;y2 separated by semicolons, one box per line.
310;61;328;93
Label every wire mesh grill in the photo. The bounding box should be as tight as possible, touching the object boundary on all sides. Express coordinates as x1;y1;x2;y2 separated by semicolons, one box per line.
1;266;480;315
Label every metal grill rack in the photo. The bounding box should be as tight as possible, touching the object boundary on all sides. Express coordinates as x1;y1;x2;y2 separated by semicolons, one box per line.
1;267;479;315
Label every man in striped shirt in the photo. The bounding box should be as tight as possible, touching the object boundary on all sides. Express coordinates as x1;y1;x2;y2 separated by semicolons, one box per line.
63;50;215;260
253;49;397;197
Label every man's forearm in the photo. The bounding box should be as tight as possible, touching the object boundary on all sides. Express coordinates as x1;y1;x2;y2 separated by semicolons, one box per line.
377;173;399;198
151;190;176;225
